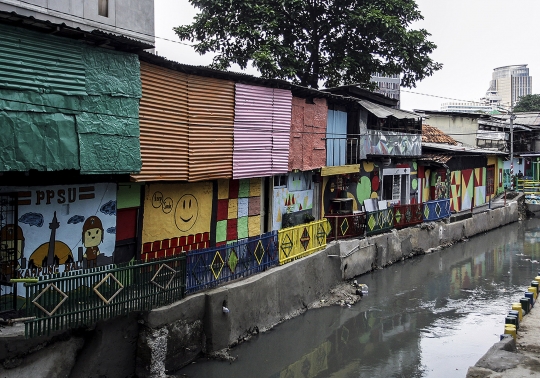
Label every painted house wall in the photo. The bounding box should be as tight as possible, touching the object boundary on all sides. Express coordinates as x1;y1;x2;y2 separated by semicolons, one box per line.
272;172;314;230
289;97;328;171
0;25;141;174
141;182;212;258
0;183;117;273
216;179;263;246
322;161;380;215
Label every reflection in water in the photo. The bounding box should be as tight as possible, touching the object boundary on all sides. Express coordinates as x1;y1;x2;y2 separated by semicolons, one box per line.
180;219;540;378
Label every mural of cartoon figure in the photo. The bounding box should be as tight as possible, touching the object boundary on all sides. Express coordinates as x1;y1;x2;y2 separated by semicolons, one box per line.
0;224;24;277
29;212;74;268
82;216;104;268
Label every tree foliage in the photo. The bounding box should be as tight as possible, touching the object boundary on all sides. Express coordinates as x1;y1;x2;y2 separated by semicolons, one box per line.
513;94;540;112
175;0;442;89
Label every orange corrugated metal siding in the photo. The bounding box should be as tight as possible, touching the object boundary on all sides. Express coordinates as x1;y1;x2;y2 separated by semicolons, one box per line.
188;75;235;181
132;61;189;182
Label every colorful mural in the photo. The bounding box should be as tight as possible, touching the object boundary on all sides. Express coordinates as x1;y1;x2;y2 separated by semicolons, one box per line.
216;178;262;246
142;182;212;245
450;171;462;212
361;130;421;157
322;161;380;215
273;172;314;230
0;183;117;277
474;167;487;207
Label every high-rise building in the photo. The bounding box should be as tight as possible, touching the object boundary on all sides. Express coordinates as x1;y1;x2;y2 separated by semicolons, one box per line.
489;65;532;107
371;73;401;108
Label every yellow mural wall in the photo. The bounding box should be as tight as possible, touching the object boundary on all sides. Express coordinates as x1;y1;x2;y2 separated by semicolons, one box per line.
142;182;213;244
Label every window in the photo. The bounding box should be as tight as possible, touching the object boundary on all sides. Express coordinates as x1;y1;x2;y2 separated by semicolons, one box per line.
98;0;108;17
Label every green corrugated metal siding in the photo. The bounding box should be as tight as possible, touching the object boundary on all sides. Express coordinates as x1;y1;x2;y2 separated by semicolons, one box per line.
0;24;86;96
0;25;142;175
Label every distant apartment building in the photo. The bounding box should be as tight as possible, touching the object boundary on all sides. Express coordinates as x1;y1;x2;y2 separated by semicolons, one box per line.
489;64;532;107
371;73;400;108
440;90;502;114
0;0;155;45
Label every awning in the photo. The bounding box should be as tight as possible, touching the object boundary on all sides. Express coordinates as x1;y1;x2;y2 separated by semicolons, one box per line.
357;99;420;120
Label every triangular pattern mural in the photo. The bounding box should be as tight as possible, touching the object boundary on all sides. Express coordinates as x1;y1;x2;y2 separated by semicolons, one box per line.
461;169;473;210
450;171;461;212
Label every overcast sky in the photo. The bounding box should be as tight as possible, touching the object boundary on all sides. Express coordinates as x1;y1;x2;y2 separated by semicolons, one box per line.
154;0;540;112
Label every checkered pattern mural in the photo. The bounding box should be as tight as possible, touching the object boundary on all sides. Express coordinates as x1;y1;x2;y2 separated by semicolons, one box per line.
216;178;262;246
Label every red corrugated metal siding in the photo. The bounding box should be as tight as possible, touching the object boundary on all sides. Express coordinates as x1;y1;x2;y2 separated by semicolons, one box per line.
288;97;327;171
133;62;189;181
233;84;292;179
187;75;235;181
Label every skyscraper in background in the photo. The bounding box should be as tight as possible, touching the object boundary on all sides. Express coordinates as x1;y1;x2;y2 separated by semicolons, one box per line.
489;65;532;107
371;73;401;108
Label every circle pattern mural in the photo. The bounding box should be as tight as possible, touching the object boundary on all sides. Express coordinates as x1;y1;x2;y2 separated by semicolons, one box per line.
356;176;372;204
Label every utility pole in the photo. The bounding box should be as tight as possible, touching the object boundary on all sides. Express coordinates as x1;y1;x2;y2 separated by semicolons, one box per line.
509;106;516;190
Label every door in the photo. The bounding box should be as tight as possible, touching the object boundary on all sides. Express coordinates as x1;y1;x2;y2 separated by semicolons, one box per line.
0;193;19;313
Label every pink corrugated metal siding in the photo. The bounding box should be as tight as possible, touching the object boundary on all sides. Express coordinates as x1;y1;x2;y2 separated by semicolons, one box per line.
288;97;328;171
233;84;291;179
272;88;292;173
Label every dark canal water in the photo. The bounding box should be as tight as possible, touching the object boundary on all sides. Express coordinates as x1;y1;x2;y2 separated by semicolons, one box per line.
180;218;540;378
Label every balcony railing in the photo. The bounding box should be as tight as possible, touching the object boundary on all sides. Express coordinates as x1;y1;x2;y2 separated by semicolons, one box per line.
325;137;361;166
325;212;366;241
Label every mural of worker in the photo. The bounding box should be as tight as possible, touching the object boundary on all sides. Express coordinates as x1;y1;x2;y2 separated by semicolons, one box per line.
82;216;104;268
0;224;24;277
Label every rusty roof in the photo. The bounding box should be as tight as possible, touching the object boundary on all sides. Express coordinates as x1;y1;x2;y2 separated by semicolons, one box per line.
422;124;458;145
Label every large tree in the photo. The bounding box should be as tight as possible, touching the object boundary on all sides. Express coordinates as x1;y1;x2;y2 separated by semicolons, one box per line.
513;94;540;112
175;0;442;89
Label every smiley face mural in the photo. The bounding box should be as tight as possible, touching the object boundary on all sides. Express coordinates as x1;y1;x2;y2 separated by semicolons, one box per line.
175;194;199;231
142;182;212;247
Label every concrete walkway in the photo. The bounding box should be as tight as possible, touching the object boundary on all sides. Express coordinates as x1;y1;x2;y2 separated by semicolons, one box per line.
467;294;540;377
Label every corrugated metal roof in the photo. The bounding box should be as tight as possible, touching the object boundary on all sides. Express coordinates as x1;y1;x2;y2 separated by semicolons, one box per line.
0;10;152;50
188;75;235;181
0;23;86;95
422;142;505;155
357;99;420;120
422;124;458;145
133;61;189;182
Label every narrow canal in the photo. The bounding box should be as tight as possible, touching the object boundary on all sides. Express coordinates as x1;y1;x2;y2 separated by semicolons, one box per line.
179;218;540;378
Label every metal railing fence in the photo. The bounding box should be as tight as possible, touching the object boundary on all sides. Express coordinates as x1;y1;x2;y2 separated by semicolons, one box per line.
393;203;423;229
325;213;366;241
278;220;330;265
185;232;278;294
423;199;451;221
24;255;186;338
365;208;394;236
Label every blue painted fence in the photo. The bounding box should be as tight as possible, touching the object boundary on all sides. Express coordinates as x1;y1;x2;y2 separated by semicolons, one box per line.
423;199;451;221
186;231;278;294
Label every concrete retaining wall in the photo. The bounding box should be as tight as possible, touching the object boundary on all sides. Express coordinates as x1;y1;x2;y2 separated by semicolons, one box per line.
0;201;520;378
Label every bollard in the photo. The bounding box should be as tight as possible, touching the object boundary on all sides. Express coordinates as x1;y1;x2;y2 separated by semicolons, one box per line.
505;315;518;328
528;287;537;301
504;324;517;340
512;303;523;321
535;276;540;286
520;298;530;315
525;292;534;308
509;310;520;329
532;281;539;295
